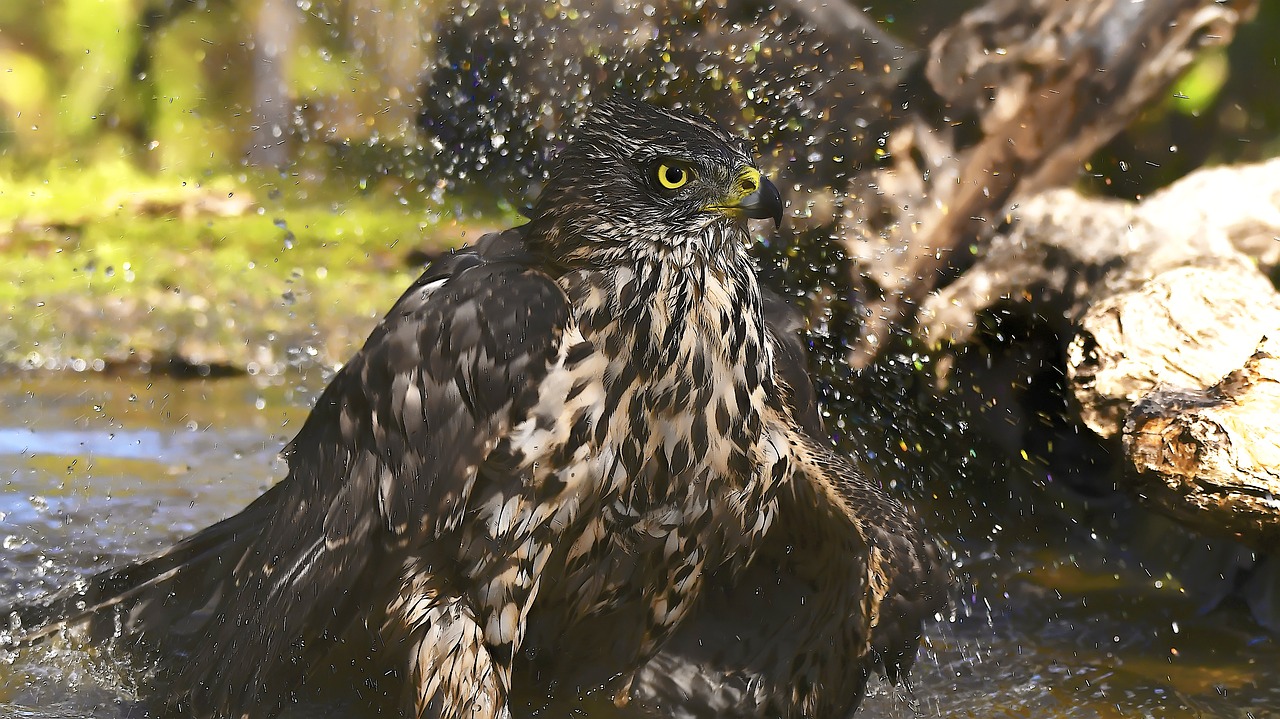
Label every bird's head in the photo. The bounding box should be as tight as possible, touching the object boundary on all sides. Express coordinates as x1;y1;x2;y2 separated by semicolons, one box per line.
527;99;782;266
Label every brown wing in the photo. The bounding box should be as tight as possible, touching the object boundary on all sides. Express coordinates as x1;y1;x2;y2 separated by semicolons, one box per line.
794;435;947;683
761;288;824;438
0;229;574;719
173;230;572;717
628;432;945;718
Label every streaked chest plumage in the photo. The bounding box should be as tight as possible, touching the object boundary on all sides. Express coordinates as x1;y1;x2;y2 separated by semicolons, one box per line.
464;251;791;638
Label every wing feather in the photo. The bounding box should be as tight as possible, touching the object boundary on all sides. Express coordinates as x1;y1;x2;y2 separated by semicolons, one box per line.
165;230;573;717
761;289;823;437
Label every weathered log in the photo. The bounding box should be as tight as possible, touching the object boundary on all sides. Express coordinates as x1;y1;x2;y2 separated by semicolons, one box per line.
1126;336;1280;546
1138;160;1280;273
1069;265;1280;440
922;158;1280;546
847;0;1260;368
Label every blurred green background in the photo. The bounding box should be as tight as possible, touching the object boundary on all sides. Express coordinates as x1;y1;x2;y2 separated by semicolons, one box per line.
0;0;432;176
3;0;1278;195
1;0;1278;371
0;0;481;371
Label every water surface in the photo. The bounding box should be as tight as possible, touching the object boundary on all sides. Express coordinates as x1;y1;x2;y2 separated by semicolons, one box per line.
1;372;1277;718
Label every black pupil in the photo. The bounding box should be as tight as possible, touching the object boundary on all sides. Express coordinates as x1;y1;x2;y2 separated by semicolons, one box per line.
663;166;684;185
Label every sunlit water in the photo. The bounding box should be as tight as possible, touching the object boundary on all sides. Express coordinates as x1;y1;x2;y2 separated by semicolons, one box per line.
1;372;1277;718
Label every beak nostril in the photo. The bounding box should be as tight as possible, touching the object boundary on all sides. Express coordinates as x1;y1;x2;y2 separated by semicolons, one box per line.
714;169;779;225
737;168;761;197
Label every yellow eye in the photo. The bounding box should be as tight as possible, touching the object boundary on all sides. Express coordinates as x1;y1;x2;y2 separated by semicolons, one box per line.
656;162;690;190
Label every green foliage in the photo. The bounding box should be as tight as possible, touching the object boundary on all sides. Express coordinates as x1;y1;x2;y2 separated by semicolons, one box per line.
50;0;140;140
147;9;243;173
1171;48;1229;116
0;162;508;368
1084;2;1280;199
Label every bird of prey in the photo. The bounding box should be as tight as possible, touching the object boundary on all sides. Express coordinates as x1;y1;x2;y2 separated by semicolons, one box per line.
3;99;944;718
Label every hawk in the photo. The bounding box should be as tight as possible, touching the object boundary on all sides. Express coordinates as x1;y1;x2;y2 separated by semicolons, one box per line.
4;100;944;718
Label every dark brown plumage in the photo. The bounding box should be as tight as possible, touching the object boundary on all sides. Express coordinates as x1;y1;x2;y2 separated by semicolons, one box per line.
3;99;944;718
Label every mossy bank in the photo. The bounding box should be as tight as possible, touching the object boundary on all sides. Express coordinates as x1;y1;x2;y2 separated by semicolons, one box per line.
0;162;508;375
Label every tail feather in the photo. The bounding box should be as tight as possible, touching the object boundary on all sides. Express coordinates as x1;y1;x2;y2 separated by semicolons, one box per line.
4;483;284;653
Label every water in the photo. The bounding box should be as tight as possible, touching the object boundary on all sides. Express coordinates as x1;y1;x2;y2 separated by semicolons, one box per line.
1;372;1277;718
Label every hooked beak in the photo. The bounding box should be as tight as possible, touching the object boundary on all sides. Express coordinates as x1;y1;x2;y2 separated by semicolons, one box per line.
710;167;784;228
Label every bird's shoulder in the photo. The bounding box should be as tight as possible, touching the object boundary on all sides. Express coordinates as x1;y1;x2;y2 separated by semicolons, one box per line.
388;226;562;325
280;226;575;537
352;227;572;398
